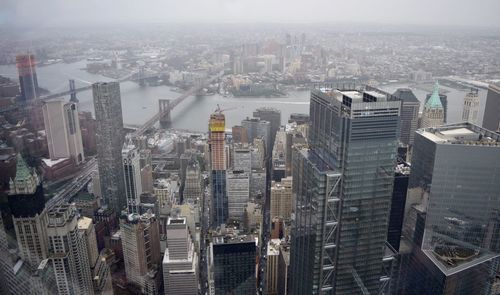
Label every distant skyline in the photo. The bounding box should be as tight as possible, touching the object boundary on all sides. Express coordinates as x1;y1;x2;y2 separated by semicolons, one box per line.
2;0;500;28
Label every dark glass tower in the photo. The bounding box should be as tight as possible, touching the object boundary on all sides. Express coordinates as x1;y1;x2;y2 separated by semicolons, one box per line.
289;86;401;294
482;83;500;132
16;54;39;101
397;123;500;295
393;88;420;146
93;82;126;213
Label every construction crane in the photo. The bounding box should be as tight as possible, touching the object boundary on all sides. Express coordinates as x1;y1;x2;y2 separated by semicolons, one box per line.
215;104;238;113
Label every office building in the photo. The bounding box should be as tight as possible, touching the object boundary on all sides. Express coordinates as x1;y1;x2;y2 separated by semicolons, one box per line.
242;117;272;157
209;235;256;295
226;170;250;222
8;154;48;268
397;123;500;295
421;82;445;128
272;128;287;182
289;86;400;294
387;160;410;251
162;217;198;295
270;177;293;221
42;99;85;164
77;217;113;295
482;83;500;132
209;112;228;227
461;89;480;124
16;53;39;101
93;82;126;213
425;82;448;123
183;162;202;204
277;245;290;295
393;88;420;146
233;144;252;172
120;212;161;294
266;239;281;295
122;139;143;213
232;125;248;143
253;107;281;150
46;204;95;295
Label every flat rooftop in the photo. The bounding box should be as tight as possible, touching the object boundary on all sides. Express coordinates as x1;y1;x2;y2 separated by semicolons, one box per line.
418;123;500;146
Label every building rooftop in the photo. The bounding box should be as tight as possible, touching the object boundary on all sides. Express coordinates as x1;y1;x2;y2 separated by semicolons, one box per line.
267;239;281;256
393;88;419;103
425;81;444;109
418;123;500;146
77;216;93;230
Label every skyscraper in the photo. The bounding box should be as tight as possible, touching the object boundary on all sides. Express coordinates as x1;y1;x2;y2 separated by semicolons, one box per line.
183;162;202;204
399;123;500;294
122;138;143;213
226;170;250;222
16;53;39;101
482;83;500;132
120;212;161;295
387;160;410;251
8;154;48;268
42;99;85;164
209;235;256;295
93;82;126;213
46;204;95;295
421;81;445;128
270;177;293;220
253;107;281;150
242;117;272;157
462;89;480;124
393;88;420;146
162;217;198;295
209;112;228;227
425;82;448;123
289;86;400;294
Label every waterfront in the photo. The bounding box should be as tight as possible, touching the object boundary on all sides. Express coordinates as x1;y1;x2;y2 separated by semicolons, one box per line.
0;61;487;131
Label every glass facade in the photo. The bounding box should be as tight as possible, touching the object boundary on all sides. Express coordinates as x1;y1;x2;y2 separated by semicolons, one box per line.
400;123;500;295
290;87;401;294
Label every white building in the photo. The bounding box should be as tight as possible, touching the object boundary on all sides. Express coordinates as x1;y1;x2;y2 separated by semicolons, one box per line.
226;170;250;221
42;99;84;164
47;204;94;295
162;217;198;295
462;90;480;124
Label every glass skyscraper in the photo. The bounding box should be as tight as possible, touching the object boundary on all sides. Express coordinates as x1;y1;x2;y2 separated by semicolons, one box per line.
398;123;500;295
289;86;401;294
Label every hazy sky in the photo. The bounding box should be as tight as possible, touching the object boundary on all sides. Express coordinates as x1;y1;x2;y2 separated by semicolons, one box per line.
2;0;500;28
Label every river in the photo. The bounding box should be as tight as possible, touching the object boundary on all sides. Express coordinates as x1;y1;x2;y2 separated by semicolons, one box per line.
0;61;487;131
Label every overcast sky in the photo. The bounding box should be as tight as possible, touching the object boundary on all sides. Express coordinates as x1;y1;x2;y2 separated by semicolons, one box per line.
2;0;500;28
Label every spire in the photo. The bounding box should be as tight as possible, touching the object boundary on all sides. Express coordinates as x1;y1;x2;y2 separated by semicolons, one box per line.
426;81;443;109
15;153;31;181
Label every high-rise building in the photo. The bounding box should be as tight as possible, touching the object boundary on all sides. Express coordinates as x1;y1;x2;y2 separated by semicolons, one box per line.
122;139;143;213
183;162;202;204
461;89;480;124
162;217;198;295
226;170;250;222
289;86;400;294
233;144;252;172
232;125;248;143
277;244;290;295
393;88;420;146
421;81;445;128
42;99;85;164
209;112;228;227
398;123;500;294
209;235;256;295
482;83;500;132
270;177;293;221
120;212;161;295
93;82;126;212
272;128;287;182
425;82;448;123
46;204;95;295
16;53;39;101
253;107;281;150
242;117;272;157
387;160;410;251
77;217;113;295
8;154;48;268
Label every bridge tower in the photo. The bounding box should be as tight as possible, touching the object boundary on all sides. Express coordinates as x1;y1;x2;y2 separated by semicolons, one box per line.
138;67;146;87
159;99;171;128
69;79;78;102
